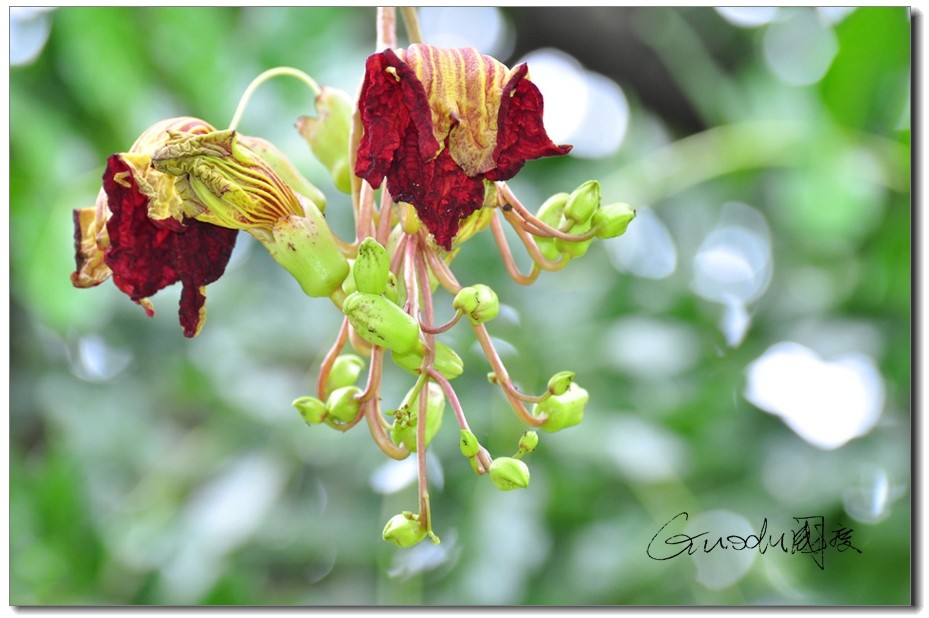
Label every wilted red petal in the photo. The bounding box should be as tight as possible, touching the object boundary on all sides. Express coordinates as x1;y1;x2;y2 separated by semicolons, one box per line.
356;49;439;189
102;155;238;337
386;130;485;250
487;64;573;181
355;45;571;250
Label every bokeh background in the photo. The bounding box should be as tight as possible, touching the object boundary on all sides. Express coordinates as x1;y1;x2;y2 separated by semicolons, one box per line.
9;7;911;605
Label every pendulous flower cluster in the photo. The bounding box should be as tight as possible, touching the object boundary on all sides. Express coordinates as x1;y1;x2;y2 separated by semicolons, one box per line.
70;14;635;548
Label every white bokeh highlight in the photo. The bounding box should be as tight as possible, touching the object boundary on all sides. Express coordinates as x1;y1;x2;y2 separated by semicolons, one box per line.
744;341;885;450
692;202;772;347
842;464;906;525
606;208;678;280
686;510;757;590
10;8;55;66
516;48;629;158
418;7;513;59
716;7;780;28
369;450;444;494
763;9;839;86
603;415;691;484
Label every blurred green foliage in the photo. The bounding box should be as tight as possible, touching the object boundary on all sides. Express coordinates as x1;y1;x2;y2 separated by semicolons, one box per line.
10;7;910;605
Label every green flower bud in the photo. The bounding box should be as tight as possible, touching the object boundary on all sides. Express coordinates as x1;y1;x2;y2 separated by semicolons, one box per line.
326;354;365;392
382;512;427;548
554;212;594;258
390;382;445;451
297;86;354;194
454;183;497;245
536;237;564;263
563;180;601;226
517;431;539;456
384;271;401;305
293;395;327;424
592;202;636;239
547;371;575;396
348;324;374;357
326;385;362;423
537;192;570;227
452;284;500;325
533;193;571;262
459;429;480;457
353;237;391;295
398;201;421;235
343;291;423;355
392;340;463;380
266;210;351;297
341;260;357;296
554;236;593;259
432;341;464;379
391;348;422;374
533;383;589;432
489;457;530;491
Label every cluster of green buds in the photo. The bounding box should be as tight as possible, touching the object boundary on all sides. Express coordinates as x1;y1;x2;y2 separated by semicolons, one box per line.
218;70;632;547
530;180;635;265
74;9;637;551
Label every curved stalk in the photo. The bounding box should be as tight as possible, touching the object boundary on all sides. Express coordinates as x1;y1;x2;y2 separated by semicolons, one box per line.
365;398;409;460
400;7;424;44
501;207;570;272
497;182;597;242
490;211;542;285
228;67;321;131
471;322;545;427
317;317;351;400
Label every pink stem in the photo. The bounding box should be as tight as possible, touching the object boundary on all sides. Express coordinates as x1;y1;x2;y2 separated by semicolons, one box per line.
317;317;350;400
471;322;545;427
497;181;597;242
490;210;542;285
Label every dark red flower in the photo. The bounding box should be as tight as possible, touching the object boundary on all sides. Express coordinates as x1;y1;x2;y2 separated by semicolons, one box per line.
355;44;572;250
71;117;239;338
101;154;238;337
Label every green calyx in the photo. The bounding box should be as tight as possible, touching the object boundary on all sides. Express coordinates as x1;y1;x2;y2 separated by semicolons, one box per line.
452;284;499;325
563;180;601;226
392;339;464;380
353;237;391;295
535;193;569;262
264;208;350;298
533;382;589;432
293;395;327;425
343;291;423;355
297;86;354;194
390;381;445;452
515;431;539;458
459;429;480;458
326;385;362;423
325;354;365;393
547;371;575;396
489;457;530;491
382;512;428;548
592;202;636;239
326;386;361;423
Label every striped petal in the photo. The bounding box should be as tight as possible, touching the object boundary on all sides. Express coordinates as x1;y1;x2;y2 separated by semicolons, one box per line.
355;44;571;250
